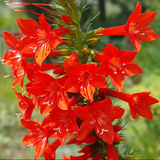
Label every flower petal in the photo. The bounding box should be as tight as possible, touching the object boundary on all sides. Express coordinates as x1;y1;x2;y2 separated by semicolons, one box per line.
103;44;119;60
135;106;153;120
118;50;137;63
129;34;141;51
91;75;108;88
80;84;95;102
48;32;63;50
73;106;90;120
109;73;125;92
96;123;114;145
136;12;157;28
35;43;50;66
124;62;143;76
17;18;40;36
64;60;82;76
106;144;119;159
3;31;18;49
39;14;51;34
77;119;95;141
135;27;159;42
64;77;81;93
96;25;126;36
128;2;141;23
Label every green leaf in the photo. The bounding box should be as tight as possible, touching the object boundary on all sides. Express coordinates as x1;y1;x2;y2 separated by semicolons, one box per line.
79;0;89;12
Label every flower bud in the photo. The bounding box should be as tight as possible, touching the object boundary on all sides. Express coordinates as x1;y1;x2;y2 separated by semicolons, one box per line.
69;53;78;61
61;15;72;24
86;37;98;47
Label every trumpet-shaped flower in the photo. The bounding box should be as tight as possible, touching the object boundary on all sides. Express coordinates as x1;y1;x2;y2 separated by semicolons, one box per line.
21;119;55;160
64;60;108;102
26;71;68;111
17;14;68;66
97;44;143;91
96;2;158;51
74;97;124;144
108;89;159;119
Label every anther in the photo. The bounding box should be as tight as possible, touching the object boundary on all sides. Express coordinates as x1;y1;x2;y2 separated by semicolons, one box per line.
57;91;60;95
100;128;108;135
141;33;145;35
135;30;140;33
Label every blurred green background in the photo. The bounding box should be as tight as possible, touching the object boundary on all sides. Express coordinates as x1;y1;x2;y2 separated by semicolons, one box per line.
0;0;160;159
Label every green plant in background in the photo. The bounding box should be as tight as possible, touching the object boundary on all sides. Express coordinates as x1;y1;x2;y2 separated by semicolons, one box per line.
0;0;160;159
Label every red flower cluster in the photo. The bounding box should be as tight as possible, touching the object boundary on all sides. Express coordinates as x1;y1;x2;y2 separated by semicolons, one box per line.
2;1;159;160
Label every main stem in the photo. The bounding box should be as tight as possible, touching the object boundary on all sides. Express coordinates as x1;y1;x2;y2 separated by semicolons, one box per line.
68;1;86;64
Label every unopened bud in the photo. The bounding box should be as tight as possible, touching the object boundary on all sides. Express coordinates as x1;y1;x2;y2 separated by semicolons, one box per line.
68;25;77;31
83;48;88;55
86;37;98;46
54;48;70;53
120;137;125;141
69;53;78;61
61;15;72;24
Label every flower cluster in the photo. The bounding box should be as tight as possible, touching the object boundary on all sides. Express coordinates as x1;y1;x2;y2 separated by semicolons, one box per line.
2;1;159;160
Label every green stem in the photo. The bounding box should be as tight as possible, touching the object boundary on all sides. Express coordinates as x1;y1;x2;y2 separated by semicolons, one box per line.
67;1;86;64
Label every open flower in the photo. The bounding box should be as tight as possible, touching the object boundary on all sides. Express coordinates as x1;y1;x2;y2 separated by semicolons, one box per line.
64;60;108;102
21;119;55;160
17;14;68;66
74;97;124;144
108;89;159;119
97;43;143;91
26;71;68;111
41;104;79;144
96;2;158;51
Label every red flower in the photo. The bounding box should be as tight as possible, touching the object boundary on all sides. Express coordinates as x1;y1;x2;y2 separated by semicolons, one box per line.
69;53;79;61
13;88;35;120
26;71;68;111
106;125;123;160
108;89;159;119
41;105;79;144
17;14;68;66
43;139;61;160
97;44;142;91
64;60;108;102
96;2;158;51
2;32;31;88
21;119;55;160
61;15;72;24
74;97;124;144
